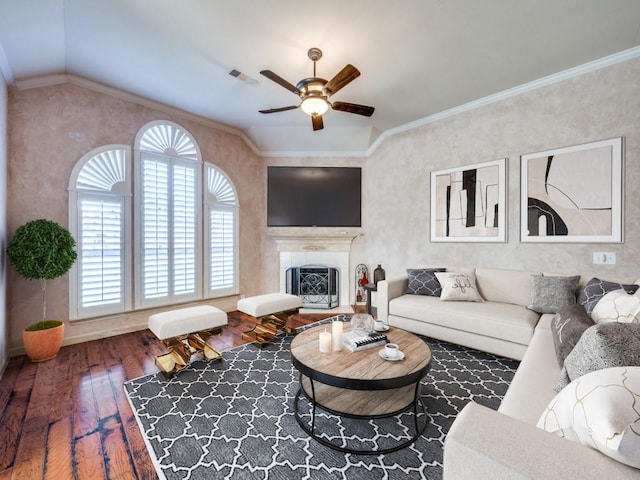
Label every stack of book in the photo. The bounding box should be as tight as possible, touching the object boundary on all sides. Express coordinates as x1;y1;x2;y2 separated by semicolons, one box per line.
342;331;388;352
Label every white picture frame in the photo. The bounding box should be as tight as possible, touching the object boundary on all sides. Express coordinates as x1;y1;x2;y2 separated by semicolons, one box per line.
430;158;507;243
520;137;623;243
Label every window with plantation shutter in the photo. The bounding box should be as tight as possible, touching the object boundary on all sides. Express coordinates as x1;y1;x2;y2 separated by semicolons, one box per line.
135;121;202;308
69;145;132;319
69;121;239;320
205;165;238;297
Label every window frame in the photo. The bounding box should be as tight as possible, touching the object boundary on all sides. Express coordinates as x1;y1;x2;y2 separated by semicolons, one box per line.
68;144;133;320
69;121;240;321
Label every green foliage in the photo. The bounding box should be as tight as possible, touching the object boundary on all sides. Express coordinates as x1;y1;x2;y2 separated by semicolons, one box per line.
24;320;63;331
7;219;77;280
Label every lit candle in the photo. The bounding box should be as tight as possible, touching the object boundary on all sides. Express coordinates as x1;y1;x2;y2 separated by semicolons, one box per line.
332;320;343;351
319;330;332;353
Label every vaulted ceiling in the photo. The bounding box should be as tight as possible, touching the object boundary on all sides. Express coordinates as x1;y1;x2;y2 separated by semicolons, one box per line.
1;0;640;156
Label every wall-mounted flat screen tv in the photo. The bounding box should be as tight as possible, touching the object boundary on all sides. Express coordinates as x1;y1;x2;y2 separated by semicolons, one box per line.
267;166;362;227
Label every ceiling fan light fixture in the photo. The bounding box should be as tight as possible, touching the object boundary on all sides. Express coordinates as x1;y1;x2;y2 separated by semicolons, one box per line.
301;96;329;116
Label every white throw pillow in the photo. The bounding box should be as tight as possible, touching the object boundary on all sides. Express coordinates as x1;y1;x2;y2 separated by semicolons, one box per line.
591;289;640;324
537;366;640;469
434;272;484;302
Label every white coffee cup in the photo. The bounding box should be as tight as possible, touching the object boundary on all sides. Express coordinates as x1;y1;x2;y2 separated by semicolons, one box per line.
385;343;399;359
374;320;386;330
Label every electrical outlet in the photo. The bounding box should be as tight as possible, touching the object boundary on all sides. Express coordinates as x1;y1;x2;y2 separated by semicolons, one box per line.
593;252;616;265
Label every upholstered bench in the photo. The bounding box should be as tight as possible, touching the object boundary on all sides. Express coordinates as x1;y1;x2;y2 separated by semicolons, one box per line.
237;293;302;347
149;305;228;378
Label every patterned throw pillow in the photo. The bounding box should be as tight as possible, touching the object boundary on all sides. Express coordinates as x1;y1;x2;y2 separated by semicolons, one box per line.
405;268;446;296
578;278;639;314
527;275;580;314
550;304;594;366
538;366;640;469
556;322;640;391
434;272;484;302
591;290;640;324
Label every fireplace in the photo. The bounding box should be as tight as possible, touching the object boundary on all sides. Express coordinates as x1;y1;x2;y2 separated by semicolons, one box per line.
269;228;361;309
286;265;339;309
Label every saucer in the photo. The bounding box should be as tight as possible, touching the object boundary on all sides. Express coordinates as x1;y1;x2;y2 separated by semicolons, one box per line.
379;349;405;361
374;324;390;332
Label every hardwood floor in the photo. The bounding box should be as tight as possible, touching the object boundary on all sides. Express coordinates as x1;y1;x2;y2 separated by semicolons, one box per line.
0;311;335;479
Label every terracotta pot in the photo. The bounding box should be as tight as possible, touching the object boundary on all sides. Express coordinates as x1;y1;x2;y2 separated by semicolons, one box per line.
22;322;65;362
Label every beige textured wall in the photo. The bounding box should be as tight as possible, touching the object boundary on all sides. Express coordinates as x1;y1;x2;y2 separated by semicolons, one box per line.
359;57;640;281
6;83;264;353
0;73;7;369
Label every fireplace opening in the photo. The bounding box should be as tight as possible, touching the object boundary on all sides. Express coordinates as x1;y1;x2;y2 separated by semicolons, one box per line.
286;265;339;309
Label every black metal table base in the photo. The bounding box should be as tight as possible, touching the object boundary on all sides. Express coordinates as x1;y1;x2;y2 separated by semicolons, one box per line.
293;380;428;455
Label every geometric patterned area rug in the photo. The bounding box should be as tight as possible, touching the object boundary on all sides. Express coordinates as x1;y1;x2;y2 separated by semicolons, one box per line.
124;319;519;480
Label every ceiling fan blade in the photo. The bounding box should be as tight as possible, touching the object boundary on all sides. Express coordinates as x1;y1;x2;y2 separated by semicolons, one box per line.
312;114;324;131
324;64;360;95
259;105;299;114
260;70;300;95
332;101;375;117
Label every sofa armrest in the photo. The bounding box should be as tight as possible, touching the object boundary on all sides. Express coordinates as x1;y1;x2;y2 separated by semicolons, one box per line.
444;402;640;480
375;277;408;322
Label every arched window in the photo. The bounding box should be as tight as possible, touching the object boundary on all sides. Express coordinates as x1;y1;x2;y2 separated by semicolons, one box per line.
68;145;132;319
69;121;239;320
205;165;238;297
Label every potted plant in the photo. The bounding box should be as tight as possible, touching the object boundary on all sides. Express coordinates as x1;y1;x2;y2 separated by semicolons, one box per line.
7;219;77;362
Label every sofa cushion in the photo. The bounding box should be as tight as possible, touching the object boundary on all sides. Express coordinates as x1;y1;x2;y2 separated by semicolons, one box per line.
538;366;640;469
475;268;542;306
405;268;446;296
556;323;640;391
591;289;640;324
550;304;594;366
527;275;580;314
578;278;639;314
498;313;560;425
435;272;484;302
388;294;539;345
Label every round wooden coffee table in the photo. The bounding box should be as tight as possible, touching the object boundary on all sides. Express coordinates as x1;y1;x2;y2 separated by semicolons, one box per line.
290;322;432;454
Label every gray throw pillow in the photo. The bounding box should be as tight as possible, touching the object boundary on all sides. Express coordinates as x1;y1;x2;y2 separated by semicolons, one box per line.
405;268;446;296
578;277;639;314
556;322;640;392
550;304;593;366
527;275;580;314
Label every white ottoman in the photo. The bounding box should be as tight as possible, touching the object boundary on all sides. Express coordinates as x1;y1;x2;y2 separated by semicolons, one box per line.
149;305;227;378
237;293;302;346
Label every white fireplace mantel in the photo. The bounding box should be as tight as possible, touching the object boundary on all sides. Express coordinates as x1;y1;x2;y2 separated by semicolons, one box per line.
267;228;362;252
268;228;362;308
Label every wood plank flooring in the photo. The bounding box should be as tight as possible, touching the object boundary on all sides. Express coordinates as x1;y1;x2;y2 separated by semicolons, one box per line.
0;311;335;479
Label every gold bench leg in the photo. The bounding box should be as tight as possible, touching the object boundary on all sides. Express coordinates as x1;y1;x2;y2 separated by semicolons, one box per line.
242;308;298;347
154;327;224;379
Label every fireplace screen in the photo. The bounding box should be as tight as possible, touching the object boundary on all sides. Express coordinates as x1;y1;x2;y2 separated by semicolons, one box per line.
286;265;339;309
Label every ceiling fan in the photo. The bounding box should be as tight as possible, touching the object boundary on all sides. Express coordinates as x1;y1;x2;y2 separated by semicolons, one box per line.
259;47;375;131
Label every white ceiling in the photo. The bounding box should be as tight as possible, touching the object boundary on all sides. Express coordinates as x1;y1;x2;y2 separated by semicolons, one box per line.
1;0;640;156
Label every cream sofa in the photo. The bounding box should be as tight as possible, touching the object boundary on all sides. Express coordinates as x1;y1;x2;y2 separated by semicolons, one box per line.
376;267;640;478
377;267;543;360
444;313;640;479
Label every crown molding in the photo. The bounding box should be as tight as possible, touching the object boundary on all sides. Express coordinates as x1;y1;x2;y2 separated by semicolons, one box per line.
383;45;640;142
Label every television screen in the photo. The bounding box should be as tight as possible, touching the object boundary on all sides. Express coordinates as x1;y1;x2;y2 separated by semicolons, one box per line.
267;167;362;227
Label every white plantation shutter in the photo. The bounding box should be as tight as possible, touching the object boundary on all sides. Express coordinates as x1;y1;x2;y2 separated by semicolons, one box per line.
69;145;132;319
70;122;239;319
80;198;123;306
206;165;238;296
136;122;201;308
141;158;170;299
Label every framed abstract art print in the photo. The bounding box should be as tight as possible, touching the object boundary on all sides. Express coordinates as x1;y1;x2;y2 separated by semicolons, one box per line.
520;137;623;243
430;159;507;242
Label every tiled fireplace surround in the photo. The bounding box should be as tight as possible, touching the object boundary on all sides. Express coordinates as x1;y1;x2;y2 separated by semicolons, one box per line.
269;230;361;310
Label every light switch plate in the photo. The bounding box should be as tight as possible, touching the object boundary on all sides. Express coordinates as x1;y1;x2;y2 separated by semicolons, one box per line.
593;252;616;265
